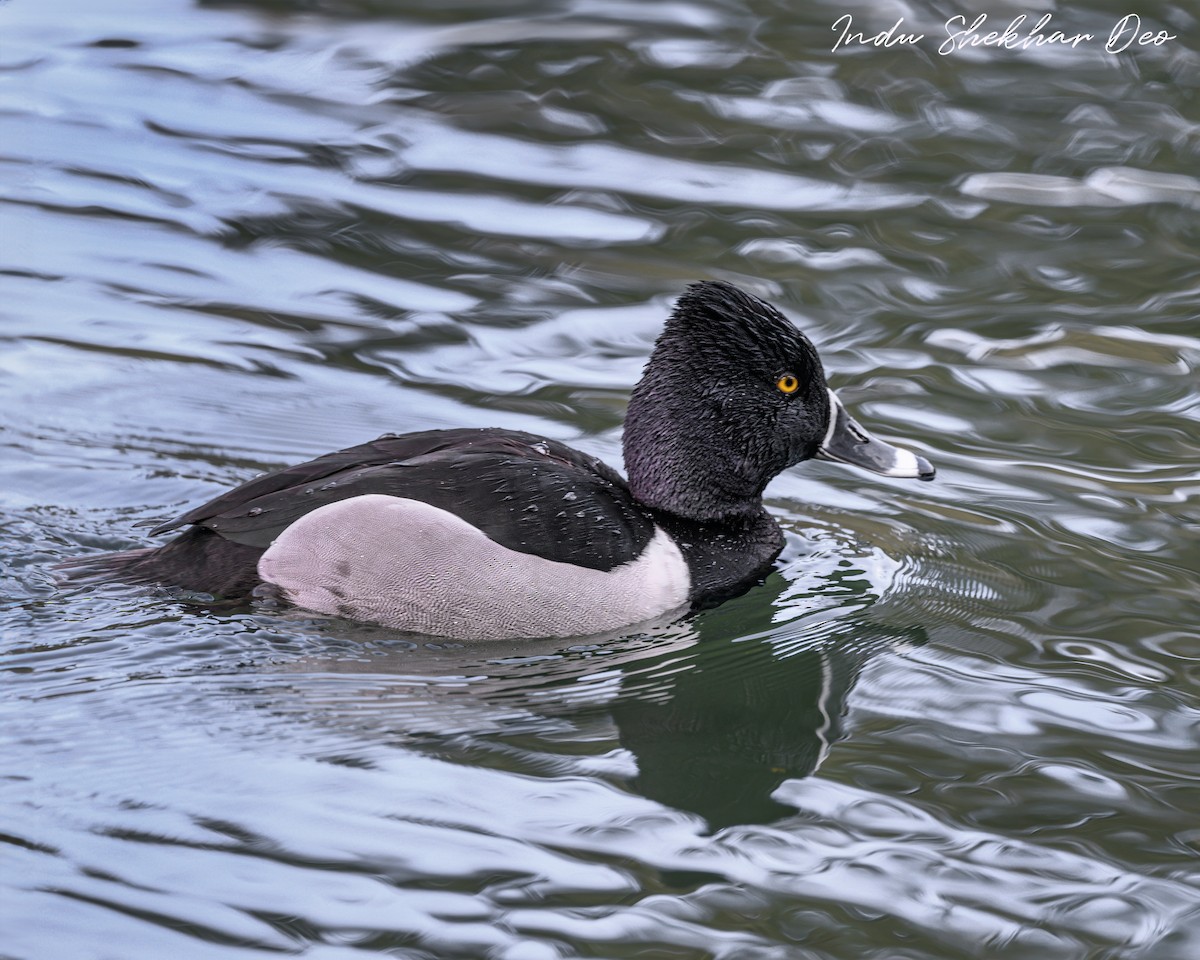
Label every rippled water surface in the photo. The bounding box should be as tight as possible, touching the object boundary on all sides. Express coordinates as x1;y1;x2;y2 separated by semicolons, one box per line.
3;0;1199;957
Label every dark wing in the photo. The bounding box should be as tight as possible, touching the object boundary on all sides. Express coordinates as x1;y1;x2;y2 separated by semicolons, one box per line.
151;428;655;572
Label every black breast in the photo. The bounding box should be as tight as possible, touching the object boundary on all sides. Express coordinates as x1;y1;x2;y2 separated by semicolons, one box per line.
653;508;785;608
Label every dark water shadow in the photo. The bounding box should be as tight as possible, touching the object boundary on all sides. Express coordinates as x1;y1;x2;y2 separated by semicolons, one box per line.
608;604;926;830
234;560;927;832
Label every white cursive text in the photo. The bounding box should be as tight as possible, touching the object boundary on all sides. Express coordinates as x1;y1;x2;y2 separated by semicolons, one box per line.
830;15;924;52
939;14;1093;55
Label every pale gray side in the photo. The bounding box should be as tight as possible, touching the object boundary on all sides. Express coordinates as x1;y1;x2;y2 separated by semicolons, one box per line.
258;494;691;639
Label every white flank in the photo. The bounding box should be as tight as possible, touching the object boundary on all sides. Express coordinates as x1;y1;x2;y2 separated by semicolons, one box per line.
258;494;691;640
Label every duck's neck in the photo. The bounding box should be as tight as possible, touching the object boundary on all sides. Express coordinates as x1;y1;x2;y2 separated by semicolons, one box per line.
622;376;769;524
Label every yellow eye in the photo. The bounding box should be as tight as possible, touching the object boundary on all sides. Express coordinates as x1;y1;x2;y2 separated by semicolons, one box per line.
776;374;800;394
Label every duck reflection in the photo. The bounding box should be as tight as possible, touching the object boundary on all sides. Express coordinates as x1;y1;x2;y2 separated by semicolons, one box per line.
612;621;854;827
255;551;924;830
605;583;925;829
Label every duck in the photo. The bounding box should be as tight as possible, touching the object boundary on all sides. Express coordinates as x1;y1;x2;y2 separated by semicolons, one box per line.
63;281;934;640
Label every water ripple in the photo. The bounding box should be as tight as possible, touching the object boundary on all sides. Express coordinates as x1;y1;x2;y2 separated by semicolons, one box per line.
4;0;1200;957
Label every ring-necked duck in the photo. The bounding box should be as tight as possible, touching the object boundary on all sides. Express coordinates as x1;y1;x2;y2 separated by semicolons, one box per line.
63;281;933;639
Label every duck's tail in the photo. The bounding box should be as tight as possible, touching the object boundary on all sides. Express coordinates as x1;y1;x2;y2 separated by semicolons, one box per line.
56;527;265;598
56;546;159;583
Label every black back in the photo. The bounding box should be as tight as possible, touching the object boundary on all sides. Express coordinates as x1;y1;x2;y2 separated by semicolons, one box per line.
153;428;657;573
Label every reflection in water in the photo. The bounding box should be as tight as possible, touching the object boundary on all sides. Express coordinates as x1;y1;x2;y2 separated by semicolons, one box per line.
611;610;924;830
613;637;854;829
258;548;923;831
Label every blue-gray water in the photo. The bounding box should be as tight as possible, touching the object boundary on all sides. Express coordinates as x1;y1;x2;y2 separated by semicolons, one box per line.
2;1;1199;957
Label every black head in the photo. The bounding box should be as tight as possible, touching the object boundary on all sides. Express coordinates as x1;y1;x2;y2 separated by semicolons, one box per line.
623;281;934;523
623;281;833;521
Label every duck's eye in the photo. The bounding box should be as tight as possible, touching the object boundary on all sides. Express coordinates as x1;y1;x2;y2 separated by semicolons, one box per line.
776;374;800;395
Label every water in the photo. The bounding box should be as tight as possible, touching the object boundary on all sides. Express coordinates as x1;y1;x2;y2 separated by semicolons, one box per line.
2;0;1198;957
